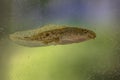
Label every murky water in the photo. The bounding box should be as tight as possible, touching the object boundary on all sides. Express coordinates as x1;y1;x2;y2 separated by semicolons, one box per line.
0;0;120;80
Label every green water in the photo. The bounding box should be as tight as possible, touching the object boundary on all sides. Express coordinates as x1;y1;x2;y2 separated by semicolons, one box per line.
7;27;118;80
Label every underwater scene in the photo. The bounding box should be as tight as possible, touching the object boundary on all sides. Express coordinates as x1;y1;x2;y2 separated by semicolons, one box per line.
0;0;120;80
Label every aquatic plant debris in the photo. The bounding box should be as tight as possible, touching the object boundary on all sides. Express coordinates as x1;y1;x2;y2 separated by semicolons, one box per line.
9;24;96;47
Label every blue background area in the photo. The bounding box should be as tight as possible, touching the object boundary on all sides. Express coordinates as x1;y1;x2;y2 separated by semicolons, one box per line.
11;0;119;30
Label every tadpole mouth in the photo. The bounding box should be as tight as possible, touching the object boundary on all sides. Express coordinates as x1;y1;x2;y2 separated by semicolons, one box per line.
88;30;96;39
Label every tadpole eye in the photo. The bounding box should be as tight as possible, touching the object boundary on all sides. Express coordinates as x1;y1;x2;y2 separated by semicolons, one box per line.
45;33;50;36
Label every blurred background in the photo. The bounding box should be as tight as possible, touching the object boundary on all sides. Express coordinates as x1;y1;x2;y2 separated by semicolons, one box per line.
0;0;120;80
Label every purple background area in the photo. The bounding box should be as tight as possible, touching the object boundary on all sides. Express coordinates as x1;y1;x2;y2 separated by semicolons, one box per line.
11;0;120;30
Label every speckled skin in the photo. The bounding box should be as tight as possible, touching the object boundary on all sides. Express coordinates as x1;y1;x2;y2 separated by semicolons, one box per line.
9;25;96;47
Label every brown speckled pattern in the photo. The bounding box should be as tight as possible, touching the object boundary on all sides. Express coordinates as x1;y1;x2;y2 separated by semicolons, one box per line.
23;27;96;44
